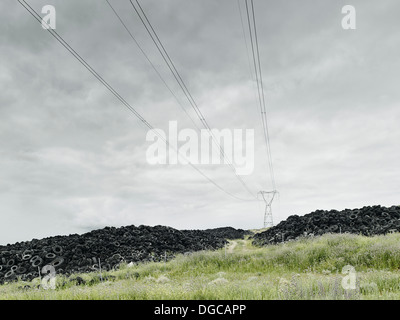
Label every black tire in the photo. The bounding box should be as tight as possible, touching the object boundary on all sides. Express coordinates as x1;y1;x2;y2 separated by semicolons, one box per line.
4;270;14;279
50;257;64;268
53;245;63;255
349;213;358;220
46;253;56;260
30;255;40;263
32;257;43;267
103;264;111;271
319;224;329;231
382;212;390;218
6;259;15;267
329;225;339;232
23;249;34;256
16;267;27;274
112;263;120;271
22;254;32;261
111;253;122;261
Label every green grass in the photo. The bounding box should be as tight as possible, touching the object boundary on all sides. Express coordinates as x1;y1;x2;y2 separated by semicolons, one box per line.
2;232;400;299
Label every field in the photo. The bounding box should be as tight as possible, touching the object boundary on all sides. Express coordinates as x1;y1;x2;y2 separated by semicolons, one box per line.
1;232;400;300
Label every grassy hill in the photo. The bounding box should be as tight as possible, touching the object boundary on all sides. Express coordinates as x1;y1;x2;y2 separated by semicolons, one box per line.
2;232;400;299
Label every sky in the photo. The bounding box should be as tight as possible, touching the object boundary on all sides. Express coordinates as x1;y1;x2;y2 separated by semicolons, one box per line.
0;0;399;244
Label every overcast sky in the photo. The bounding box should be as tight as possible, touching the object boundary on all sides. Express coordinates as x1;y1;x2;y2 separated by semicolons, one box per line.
1;0;399;244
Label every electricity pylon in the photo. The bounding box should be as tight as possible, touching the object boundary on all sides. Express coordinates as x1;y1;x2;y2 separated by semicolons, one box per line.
258;190;278;228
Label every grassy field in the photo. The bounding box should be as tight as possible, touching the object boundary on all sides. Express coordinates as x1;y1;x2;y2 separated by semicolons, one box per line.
2;232;400;300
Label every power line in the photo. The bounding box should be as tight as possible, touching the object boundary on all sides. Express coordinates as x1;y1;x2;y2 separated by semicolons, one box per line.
19;1;150;129
105;0;201;131
130;0;257;199
17;0;257;202
250;0;276;191
241;0;278;226
244;0;276;191
237;0;261;133
130;0;205;125
237;0;255;85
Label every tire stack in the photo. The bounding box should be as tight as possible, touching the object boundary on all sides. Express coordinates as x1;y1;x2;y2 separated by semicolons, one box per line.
202;227;252;239
252;205;400;246
0;225;243;284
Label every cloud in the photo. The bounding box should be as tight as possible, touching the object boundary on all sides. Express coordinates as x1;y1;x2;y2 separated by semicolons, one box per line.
1;0;399;244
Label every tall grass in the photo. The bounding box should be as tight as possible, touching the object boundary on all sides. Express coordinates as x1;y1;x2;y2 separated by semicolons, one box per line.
1;233;400;300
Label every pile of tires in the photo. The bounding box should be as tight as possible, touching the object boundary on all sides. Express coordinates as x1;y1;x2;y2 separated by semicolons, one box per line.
252;205;400;246
0;224;243;284
202;227;251;240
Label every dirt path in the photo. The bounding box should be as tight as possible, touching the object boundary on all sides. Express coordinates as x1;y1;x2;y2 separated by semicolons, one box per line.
226;239;253;254
227;240;238;253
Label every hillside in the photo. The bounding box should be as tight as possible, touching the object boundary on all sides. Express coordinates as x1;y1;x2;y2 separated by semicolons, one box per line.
0;225;249;284
2;232;400;299
253;205;400;245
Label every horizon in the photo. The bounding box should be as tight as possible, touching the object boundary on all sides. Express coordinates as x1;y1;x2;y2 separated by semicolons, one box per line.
1;0;399;244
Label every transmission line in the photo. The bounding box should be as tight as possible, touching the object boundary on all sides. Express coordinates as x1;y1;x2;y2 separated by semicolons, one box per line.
105;0;201;131
244;0;276;191
130;0;257;199
237;0;255;85
17;0;257;202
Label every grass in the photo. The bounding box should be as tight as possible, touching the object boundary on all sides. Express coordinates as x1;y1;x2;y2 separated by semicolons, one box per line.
2;232;400;299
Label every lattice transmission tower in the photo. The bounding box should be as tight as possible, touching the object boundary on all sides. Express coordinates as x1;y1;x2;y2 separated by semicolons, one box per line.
258;190;278;228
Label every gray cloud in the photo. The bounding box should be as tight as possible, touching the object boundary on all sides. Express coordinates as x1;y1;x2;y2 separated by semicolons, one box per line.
0;0;399;244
